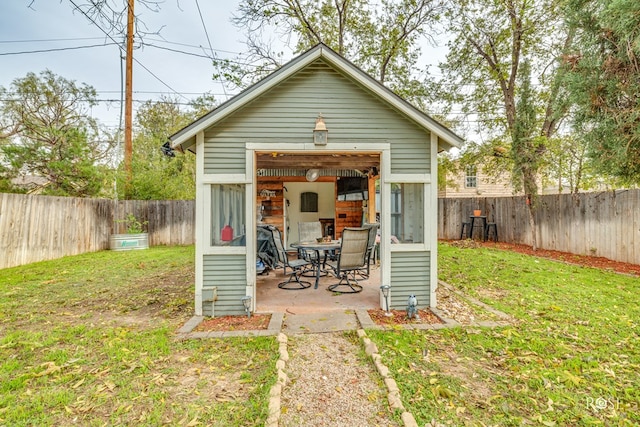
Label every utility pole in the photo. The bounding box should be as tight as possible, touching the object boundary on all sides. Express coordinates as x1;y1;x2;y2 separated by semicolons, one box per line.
124;0;134;197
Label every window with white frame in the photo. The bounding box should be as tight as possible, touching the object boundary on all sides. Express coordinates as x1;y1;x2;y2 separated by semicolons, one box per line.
465;165;478;188
211;184;246;246
390;183;424;243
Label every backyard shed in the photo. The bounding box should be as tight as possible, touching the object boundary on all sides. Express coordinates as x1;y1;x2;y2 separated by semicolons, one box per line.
169;44;462;316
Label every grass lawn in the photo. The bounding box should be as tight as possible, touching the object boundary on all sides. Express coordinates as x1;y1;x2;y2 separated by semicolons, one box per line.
0;246;278;426
368;243;639;426
2;243;638;426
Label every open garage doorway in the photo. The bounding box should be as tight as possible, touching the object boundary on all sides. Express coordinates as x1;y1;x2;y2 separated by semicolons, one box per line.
254;151;382;314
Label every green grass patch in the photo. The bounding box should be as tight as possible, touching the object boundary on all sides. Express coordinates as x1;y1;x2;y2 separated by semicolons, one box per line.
0;247;279;426
367;243;640;426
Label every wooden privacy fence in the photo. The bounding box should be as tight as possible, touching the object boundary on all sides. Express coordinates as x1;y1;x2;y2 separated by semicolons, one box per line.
0;193;194;270
2;190;639;269
438;189;640;265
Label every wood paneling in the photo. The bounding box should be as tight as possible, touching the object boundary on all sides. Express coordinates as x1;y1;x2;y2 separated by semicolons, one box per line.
335;200;364;238
256;179;285;233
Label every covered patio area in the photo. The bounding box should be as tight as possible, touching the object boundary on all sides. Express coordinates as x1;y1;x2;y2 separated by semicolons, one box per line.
256;264;381;314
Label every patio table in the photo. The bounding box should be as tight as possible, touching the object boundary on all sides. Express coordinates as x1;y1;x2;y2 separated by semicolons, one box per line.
291;241;341;289
468;215;487;240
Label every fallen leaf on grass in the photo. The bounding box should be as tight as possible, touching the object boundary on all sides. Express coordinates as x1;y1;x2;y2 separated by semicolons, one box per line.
431;385;455;399
35;361;61;377
560;370;582;386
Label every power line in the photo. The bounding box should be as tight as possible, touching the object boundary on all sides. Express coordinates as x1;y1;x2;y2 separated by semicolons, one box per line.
0;42;120;56
144;37;241;55
0;97;227;104
67;0;188;101
0;36;106;44
194;0;227;99
0;40;259;71
0;35;243;56
143;43;261;68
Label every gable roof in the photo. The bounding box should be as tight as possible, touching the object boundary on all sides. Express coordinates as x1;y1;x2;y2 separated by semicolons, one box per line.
169;43;463;152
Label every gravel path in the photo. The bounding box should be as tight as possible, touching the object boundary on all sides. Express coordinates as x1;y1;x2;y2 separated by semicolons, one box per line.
279;332;399;427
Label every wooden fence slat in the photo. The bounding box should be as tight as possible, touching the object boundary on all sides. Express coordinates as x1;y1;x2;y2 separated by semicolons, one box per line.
438;190;640;265
0;194;195;269
2;191;639;269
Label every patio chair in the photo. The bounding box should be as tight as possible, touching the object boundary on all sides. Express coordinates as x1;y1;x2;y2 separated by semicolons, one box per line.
357;223;379;279
272;227;312;290
325;227;369;293
297;221;327;276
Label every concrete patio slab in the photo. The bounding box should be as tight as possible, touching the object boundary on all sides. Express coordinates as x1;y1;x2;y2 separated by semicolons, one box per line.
282;310;360;334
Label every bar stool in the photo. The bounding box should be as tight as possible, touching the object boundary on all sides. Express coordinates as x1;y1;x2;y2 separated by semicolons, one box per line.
485;223;498;242
460;222;471;239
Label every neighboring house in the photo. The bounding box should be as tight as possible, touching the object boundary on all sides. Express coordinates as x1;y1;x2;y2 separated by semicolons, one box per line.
440;162;558;198
439;163;518;198
169;44;462;317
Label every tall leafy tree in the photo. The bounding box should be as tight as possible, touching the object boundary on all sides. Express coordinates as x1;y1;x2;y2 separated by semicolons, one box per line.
117;94;216;200
436;0;573;249
561;0;640;184
0;70;113;197
221;0;443;107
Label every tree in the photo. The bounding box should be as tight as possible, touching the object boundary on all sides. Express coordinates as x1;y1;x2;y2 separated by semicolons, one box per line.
561;0;640;184
0;70;114;197
222;0;443;107
435;0;573;249
117;94;216;200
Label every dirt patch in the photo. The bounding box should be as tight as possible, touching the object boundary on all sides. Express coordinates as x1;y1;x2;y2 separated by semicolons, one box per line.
194;314;271;331
437;286;483;324
432;348;496;411
448;240;640;276
367;308;444;326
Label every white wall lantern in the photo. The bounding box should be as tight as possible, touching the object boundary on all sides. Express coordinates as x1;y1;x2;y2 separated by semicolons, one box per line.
313;114;328;145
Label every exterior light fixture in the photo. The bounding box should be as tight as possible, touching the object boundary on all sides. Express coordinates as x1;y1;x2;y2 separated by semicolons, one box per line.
305;169;320;182
380;285;392;317
313;113;328;145
241;296;252;318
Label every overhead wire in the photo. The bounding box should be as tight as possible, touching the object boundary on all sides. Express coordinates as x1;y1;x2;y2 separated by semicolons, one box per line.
67;0;189;101
194;0;227;99
0;36;107;43
0;43;120;56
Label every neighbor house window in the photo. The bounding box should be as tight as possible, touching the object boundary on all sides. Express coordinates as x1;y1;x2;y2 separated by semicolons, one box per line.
390;183;424;243
465;165;478;188
211;184;245;246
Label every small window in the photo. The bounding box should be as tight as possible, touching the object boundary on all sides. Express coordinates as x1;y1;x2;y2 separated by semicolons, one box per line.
210;184;245;246
465;165;478;188
389;183;424;243
300;192;318;212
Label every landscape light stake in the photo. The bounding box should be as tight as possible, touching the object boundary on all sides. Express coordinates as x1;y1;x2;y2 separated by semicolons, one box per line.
380;285;392;316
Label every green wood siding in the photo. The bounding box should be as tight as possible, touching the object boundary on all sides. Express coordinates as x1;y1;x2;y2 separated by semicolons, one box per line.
202;254;247;316
390;251;430;309
203;59;431;174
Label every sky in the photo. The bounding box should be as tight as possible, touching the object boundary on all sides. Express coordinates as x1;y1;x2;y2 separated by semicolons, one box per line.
0;0;259;130
1;1;451;136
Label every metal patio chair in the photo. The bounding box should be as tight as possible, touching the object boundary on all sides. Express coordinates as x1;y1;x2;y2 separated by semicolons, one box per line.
272;227;312;290
325;227;369;293
357;223;379;279
297;221;327;276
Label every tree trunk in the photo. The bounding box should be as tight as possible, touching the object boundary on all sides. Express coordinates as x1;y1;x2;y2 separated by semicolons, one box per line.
526;199;537;250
